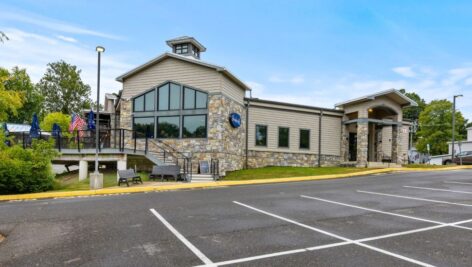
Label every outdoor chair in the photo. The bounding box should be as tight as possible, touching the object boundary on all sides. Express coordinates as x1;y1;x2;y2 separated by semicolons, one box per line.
149;165;181;181
118;169;143;187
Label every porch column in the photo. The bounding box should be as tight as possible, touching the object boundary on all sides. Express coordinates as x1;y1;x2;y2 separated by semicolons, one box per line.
356;121;369;167
392;125;406;164
79;160;88;181
340;124;349;161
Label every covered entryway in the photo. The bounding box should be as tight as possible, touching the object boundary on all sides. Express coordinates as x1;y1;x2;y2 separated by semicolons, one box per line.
336;89;417;167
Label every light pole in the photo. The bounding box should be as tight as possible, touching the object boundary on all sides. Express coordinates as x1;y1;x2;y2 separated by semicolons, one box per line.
91;45;105;189
451;94;463;161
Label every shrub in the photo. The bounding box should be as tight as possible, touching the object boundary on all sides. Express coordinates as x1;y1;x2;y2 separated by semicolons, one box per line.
0;135;58;194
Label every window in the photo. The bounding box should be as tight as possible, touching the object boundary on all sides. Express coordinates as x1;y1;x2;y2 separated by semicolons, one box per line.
132;82;208;139
175;44;188;54
278;127;289;148
192;46;200;57
184;87;207;109
144;90;155;111
256;125;267;146
134;95;144;112
300;129;310;149
170;83;181;110
183;115;207;138
157;116;180;138
184;87;196;109
158;84;169;111
133;117;155;138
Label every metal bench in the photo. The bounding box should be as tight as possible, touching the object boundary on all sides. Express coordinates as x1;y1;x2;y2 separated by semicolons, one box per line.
118;169;143;186
149;165;181;181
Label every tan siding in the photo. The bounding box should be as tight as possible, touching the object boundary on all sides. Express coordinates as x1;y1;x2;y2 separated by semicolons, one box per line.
122;58;221;99
221;76;246;103
248;105;342;155
320;116;342;156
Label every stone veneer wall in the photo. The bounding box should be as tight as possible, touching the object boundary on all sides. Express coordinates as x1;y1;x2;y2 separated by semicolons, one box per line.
119;94;246;175
247;150;341;168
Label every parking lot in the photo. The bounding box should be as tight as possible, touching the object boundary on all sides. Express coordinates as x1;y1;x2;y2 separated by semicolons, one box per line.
1;170;472;266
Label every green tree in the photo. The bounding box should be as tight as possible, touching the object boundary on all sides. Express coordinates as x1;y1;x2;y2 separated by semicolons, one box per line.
399;89;427;121
40;112;71;131
0;31;8;43
416;99;466;155
0;70;23;121
1;67;43;123
38;60;92;114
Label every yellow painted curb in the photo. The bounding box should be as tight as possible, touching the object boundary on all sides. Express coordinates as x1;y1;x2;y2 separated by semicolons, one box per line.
1;166;471;201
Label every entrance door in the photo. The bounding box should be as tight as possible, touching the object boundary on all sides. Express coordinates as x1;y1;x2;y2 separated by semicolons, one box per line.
349;133;357;161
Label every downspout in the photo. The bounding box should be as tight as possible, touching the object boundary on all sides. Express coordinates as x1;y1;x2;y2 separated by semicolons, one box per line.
318;110;323;167
245;91;252;169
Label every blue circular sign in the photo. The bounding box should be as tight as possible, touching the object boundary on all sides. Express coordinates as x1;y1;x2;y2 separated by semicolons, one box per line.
229;113;241;128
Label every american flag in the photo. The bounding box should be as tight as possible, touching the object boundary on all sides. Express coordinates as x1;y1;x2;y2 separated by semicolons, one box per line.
69;114;87;137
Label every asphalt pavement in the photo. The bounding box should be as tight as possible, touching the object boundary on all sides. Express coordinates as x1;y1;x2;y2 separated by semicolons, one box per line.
1;170;472;266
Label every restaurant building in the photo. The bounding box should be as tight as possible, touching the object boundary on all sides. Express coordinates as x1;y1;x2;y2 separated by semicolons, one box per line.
106;36;416;175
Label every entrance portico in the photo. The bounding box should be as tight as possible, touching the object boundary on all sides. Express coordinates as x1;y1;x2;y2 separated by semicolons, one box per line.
336;89;417;167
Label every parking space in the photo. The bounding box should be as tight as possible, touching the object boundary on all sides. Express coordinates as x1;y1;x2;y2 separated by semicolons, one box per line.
146;170;472;266
1;170;472;266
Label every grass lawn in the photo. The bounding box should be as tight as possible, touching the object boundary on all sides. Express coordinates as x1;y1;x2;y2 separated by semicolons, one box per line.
223;166;374;181
52;170;150;191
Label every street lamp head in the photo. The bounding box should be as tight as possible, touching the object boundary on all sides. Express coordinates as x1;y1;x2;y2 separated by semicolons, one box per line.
96;46;105;53
454;94;463;98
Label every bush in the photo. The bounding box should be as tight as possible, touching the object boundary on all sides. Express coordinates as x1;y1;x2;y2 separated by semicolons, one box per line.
0;135;58;194
40;112;71;133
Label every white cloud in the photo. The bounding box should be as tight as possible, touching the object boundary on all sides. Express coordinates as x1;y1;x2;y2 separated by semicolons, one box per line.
0;28;133;103
392;66;416;78
0;10;122;40
56;35;77;43
269;74;305;84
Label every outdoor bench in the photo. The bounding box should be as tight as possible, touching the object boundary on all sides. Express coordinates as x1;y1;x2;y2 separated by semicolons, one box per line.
149;165;181;181
118;169;143;187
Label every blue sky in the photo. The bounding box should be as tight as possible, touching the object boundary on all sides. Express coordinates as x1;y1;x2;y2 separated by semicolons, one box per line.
1;0;472;119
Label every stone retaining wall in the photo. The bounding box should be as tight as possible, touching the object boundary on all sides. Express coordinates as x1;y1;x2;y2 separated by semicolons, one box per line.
247;150;341;168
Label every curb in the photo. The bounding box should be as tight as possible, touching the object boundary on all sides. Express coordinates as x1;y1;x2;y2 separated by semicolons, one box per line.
1;166;471;202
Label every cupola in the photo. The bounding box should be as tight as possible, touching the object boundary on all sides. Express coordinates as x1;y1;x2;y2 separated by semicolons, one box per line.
166;36;206;60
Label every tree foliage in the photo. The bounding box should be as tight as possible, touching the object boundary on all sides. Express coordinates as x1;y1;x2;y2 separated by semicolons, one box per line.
38;60;92;115
1;66;43;123
399;89;427;121
0;70;23;122
40;112;71;133
0;31;8;43
416;99;466;155
0;136;57;194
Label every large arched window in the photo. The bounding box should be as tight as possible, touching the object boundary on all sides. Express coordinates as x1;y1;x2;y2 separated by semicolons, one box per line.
132;82;208;139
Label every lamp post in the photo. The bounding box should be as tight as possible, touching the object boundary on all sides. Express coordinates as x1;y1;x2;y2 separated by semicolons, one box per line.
451;94;463;161
91;46;105;189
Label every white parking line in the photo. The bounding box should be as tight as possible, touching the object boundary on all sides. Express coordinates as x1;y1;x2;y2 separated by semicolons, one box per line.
196;217;472;267
232;201;435;267
149;209;213;265
404;186;472;194
444;181;472;185
300;195;472;231
357;190;472;207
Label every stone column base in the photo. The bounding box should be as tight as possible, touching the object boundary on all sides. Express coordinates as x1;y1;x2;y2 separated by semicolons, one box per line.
89;172;103;189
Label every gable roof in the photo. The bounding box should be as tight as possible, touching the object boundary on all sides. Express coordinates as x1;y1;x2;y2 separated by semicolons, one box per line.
335;89;418;108
115;52;250;91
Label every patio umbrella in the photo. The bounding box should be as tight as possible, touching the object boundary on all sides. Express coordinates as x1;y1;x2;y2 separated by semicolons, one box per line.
52;123;62;137
87;110;96;130
1;122;8;135
29;113;40;138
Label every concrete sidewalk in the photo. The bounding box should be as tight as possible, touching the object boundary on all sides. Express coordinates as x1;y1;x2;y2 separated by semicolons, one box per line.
1;166;471;202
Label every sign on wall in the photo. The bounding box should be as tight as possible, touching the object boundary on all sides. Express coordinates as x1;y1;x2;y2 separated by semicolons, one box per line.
229;113;241;128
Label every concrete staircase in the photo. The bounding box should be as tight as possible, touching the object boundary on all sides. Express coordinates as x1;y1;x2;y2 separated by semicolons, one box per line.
191;174;214;183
